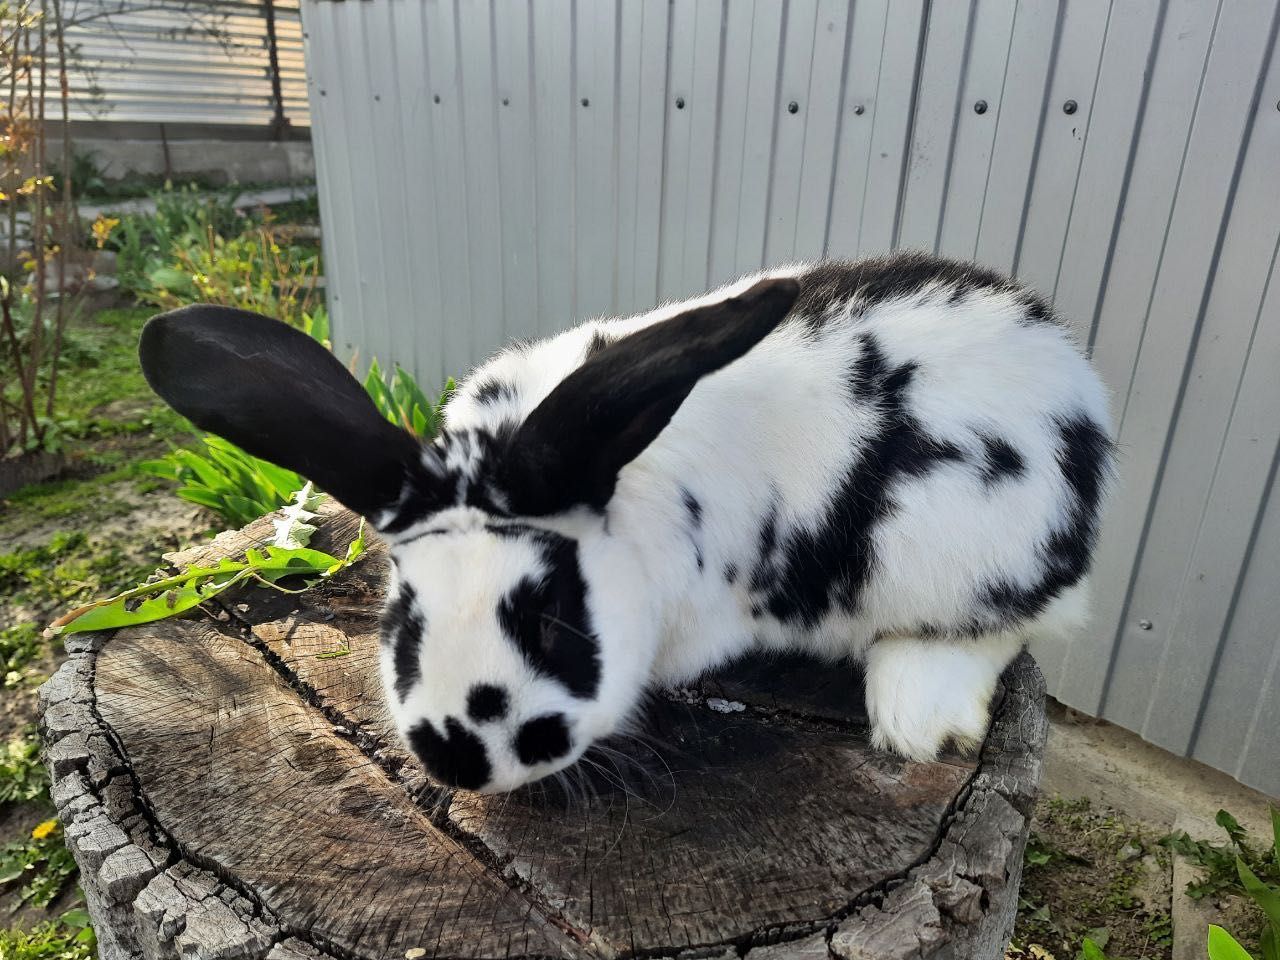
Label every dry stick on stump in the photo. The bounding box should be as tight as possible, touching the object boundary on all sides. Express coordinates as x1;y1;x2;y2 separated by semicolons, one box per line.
40;503;1046;960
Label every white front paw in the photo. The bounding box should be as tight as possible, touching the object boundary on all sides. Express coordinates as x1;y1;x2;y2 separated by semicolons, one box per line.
864;637;1001;761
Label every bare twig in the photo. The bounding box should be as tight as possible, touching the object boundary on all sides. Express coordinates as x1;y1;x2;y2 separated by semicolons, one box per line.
45;0;73;419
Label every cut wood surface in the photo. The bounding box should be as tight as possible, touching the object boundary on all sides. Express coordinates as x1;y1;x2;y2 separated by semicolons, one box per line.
40;503;1046;960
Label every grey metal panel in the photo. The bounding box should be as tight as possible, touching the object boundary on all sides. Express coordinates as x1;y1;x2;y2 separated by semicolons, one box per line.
1046;0;1225;710
971;0;1058;273
62;0;309;127
1098;0;1280;750
829;0;925;258
494;1;538;364
303;0;1280;796
530;0;574;336
574;0;621;320
896;0;971;253
935;0;1018;260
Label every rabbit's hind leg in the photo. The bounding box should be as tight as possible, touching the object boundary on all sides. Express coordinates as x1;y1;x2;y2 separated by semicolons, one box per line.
864;630;1023;761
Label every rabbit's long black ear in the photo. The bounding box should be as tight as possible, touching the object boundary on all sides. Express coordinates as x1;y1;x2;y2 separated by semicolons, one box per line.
499;276;800;516
139;305;431;523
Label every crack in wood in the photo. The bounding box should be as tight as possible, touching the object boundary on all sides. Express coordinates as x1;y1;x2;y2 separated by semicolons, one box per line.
41;506;1045;960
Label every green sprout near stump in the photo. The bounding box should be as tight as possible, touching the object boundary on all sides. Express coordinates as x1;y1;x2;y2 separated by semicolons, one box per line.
44;485;365;638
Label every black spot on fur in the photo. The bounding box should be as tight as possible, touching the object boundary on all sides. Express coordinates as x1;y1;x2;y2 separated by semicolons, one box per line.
467;684;509;723
751;335;966;628
406;716;490;790
494;529;600;698
386;428;521;536
378;455;450;535
982;413;1113;621
978;434;1026;486
584;330;615;360
682;487;703;527
1021;293;1054;325
723;562;739;585
381;583;424;702
515;713;572;765
750;496;780;591
472;377;517;406
792;252;1057;333
682;487;705;570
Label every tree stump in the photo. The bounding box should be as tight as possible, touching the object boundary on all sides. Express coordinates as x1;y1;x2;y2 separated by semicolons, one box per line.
40;502;1046;960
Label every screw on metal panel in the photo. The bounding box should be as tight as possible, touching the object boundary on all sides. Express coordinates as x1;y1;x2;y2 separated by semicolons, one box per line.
319;89;327;97
853;104;865;115
374;94;381;102
1138;619;1153;630
974;99;988;114
581;97;590;107
433;94;440;104
676;96;685;109
502;97;509;106
1063;99;1078;114
788;100;799;114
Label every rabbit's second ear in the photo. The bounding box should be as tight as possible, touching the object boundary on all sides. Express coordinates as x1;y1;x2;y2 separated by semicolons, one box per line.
499;276;800;516
139;305;433;523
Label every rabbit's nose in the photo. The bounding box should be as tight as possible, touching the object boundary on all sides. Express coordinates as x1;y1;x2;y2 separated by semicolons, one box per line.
514;713;572;766
406;715;490;790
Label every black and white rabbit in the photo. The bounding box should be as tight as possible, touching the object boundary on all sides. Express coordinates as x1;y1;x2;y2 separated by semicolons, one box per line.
140;251;1114;794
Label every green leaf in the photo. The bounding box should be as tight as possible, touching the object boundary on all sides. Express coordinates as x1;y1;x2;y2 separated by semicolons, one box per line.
174;485;230;512
1219;810;1249;847
59;907;92;929
1262;926;1279;960
138;457;182;481
54;561;250;634
411;406;429;437
1079;936;1109;960
395;364;433;416
1238;857;1280;932
1208;925;1257;960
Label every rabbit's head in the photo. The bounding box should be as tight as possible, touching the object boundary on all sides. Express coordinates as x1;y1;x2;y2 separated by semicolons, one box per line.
138;277;798;792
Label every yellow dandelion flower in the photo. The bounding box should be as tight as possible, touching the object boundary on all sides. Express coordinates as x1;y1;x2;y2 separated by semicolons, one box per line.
91;214;120;249
31;818;58;840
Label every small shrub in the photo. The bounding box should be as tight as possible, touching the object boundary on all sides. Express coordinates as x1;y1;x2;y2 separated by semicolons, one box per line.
141;436;304;528
364;360;455;440
143;224;322;323
105;183;246;294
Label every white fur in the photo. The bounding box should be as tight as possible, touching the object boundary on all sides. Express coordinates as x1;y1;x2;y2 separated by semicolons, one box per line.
385;262;1113;791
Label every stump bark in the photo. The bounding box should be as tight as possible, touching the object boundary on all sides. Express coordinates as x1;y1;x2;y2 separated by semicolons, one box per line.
40;502;1046;960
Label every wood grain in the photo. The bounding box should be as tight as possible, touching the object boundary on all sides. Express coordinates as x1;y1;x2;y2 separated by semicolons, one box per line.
43;504;1045;960
94;621;578;959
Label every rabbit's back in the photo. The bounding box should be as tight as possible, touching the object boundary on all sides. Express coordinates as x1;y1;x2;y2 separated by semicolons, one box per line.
447;253;1113;679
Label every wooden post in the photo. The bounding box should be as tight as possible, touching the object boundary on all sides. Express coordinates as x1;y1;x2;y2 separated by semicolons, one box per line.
40;503;1045;960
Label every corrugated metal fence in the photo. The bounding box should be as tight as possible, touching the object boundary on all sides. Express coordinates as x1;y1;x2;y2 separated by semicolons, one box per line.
302;0;1280;797
62;0;309;126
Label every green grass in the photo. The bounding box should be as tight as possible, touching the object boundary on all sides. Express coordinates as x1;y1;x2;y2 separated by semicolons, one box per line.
0;733;47;806
47;306;187;438
0;914;95;960
0;305;196;534
0;826;78;912
1016;796;1174;960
